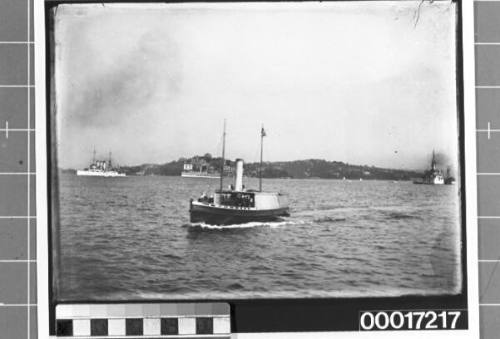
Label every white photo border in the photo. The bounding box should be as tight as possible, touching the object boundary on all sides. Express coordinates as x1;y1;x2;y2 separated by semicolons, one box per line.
35;1;479;338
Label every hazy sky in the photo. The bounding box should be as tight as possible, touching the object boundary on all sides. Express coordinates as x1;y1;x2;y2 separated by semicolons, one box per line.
54;2;458;170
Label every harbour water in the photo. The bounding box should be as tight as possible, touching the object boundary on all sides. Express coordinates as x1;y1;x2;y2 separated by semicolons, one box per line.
57;174;461;301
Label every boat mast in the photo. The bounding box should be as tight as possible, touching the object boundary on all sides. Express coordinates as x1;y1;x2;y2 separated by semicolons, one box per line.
92;147;96;164
431;149;436;170
109;151;112;168
259;124;265;192
219;119;226;192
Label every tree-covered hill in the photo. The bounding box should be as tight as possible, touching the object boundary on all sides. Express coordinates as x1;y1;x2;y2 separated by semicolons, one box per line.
111;156;422;180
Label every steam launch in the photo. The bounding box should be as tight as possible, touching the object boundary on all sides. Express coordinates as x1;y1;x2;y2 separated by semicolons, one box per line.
189;122;290;225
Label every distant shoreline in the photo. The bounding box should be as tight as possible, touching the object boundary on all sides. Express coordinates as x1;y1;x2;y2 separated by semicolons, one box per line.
60;171;422;182
60;156;427;181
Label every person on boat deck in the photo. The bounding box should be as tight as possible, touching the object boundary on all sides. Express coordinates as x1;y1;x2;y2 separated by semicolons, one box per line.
199;192;209;203
242;195;251;208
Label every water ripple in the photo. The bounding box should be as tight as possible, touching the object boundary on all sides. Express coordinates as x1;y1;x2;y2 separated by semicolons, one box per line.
57;175;461;300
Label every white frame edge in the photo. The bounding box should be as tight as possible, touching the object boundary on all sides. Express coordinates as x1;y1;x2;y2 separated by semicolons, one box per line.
35;0;50;338
35;1;479;339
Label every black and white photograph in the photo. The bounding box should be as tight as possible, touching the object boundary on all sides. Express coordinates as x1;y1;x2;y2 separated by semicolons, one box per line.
47;1;466;304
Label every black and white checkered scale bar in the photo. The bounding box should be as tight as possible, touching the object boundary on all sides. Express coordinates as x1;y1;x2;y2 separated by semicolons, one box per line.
55;303;231;338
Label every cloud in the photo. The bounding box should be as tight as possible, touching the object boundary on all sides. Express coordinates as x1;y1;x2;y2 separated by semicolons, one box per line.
53;2;459;170
60;31;181;129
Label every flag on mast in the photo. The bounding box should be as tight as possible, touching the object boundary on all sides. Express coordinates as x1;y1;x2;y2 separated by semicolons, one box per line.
261;126;266;137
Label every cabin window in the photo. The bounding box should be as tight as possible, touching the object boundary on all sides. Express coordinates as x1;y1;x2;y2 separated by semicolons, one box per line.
220;193;255;208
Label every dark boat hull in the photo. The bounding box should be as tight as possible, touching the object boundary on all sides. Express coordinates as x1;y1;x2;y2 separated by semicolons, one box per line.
190;202;290;225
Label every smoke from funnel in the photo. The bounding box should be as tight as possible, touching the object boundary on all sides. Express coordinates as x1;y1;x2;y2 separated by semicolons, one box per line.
429;151;456;176
433;152;449;167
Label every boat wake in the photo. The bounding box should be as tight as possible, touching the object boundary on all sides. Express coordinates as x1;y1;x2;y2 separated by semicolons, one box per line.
186;219;307;230
313;216;347;223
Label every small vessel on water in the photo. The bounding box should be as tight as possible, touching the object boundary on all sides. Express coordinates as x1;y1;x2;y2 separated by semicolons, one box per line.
413;150;444;185
76;150;126;177
181;170;219;179
181;160;219;179
189;122;290;225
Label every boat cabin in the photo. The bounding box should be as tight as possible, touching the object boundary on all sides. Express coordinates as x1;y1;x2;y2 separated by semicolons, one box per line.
198;190;282;210
214;191;255;208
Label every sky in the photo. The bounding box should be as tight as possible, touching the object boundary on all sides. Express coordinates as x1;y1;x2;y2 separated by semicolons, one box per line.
53;1;458;171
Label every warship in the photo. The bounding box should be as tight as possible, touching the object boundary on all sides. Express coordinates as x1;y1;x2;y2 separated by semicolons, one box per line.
76;149;125;177
413;151;444;185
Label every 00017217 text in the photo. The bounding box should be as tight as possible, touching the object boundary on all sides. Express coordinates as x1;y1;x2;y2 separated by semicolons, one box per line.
359;310;466;331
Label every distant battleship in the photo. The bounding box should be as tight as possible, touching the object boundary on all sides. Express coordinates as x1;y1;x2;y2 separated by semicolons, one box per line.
76;150;125;177
413;151;454;185
181;162;219;179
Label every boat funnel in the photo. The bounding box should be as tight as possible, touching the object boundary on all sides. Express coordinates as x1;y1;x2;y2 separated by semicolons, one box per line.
235;158;244;191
